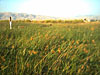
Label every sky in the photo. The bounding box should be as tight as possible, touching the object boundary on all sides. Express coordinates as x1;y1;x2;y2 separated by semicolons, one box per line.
0;0;100;17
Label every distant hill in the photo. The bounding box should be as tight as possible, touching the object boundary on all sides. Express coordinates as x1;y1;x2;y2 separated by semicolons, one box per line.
0;12;100;20
0;12;58;20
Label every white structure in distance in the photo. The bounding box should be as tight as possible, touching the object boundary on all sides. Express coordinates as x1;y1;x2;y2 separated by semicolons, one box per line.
10;16;12;29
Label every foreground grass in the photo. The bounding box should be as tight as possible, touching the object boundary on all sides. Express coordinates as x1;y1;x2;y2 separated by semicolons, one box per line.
0;21;100;75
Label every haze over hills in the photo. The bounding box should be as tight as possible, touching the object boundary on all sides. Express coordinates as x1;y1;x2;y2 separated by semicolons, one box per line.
0;12;58;20
0;12;100;20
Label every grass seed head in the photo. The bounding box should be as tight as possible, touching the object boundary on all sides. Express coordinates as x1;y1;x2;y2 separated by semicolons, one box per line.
1;56;5;62
92;40;95;43
76;40;79;44
51;49;55;54
58;48;61;54
12;45;15;49
26;63;30;68
83;48;88;53
32;50;37;54
72;40;74;44
30;37;33;40
70;46;73;49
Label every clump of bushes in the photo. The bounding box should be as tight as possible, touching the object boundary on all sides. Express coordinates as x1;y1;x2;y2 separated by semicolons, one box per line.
0;19;84;23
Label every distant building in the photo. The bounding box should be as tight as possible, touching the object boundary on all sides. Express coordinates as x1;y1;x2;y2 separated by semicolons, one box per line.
83;18;90;22
90;19;97;22
83;18;98;22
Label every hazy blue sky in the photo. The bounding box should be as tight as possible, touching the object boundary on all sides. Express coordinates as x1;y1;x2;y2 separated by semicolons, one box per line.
0;0;100;17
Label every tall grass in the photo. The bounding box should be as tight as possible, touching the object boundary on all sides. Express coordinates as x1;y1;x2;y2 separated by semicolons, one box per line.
0;21;100;75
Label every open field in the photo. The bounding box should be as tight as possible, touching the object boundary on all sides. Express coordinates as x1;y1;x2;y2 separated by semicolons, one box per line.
0;21;100;75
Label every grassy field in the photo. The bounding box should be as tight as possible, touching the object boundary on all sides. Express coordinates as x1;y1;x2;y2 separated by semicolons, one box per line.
0;21;100;75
